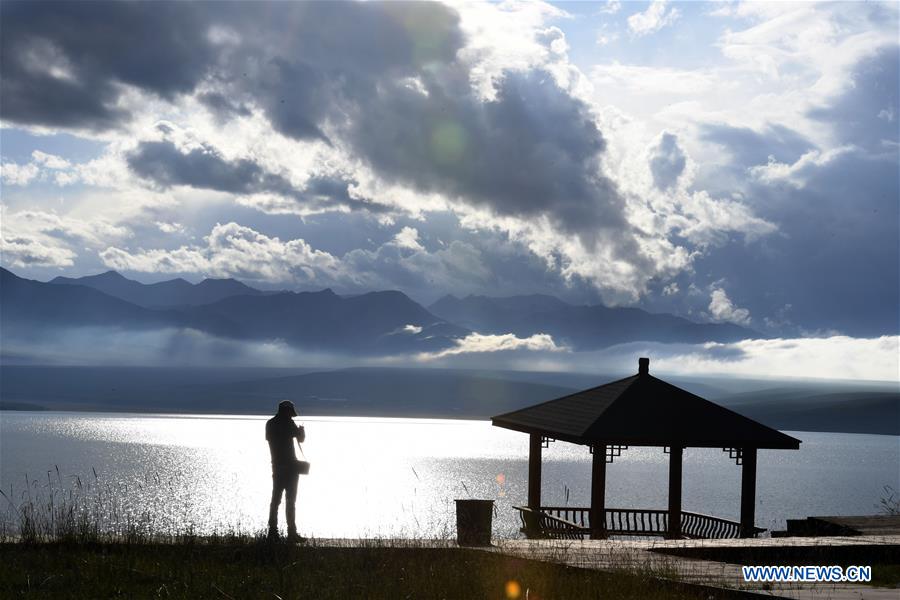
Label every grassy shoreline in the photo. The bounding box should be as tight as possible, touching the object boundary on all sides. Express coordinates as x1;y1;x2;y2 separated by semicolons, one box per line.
3;483;897;597
0;538;767;599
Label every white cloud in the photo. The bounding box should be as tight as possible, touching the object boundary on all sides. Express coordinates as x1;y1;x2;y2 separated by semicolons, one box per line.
749;146;854;188
663;282;679;296
708;287;751;326
627;0;680;36
2;142;141;192
402;324;423;335
392;226;424;251
1;161;40;185
593;2;897;173
3;208;129;246
155;221;185;234
100;222;339;283
591;64;718;95
596;30;619;47
342;238;493;296
235;193;318;217
598;123;777;250
0;206;131;269
0;233;77;268
446;337;899;383
99;246;207;275
98;221;491;296
653;335;900;382
598;1;621;16
456;207;695;305
418;332;565;360
31;150;71;170
453;0;570;100
664;190;777;245
706;1;739;18
717;2;895;102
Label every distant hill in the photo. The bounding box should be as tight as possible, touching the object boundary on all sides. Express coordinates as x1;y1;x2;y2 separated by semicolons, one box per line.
50;270;264;308
719;388;900;436
1;365;896;434
1;268;465;354
182;288;468;352
0;365;577;416
429;294;568;331
166;367;580;417
429;294;759;349
1;268;174;331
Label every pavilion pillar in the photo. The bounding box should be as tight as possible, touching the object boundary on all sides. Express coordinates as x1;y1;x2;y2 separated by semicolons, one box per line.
740;447;758;538
590;444;607;539
667;445;683;539
528;433;542;509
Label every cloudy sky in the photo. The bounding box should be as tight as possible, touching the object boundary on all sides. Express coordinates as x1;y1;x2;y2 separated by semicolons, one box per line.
1;0;898;347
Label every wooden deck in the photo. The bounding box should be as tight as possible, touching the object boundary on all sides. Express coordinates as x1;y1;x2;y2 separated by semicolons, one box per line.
489;534;900;599
304;534;900;598
773;515;900;537
515;506;764;539
819;516;900;536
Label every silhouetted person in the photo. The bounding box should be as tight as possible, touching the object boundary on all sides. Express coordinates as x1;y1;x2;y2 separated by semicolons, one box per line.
266;400;306;540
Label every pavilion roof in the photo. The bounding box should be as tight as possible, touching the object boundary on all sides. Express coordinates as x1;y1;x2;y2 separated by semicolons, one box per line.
491;359;801;450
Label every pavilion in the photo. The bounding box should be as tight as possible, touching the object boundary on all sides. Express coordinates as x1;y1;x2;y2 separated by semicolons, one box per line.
492;358;801;539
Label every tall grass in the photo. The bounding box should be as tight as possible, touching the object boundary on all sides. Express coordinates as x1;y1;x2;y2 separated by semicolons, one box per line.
0;468;806;598
878;485;900;515
0;469;743;599
0;466;251;545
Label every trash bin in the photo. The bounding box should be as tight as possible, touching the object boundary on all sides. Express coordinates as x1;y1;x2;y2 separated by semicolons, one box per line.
455;499;494;546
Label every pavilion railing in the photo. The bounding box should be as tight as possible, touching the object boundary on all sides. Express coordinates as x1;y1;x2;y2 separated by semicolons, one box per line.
681;510;756;539
515;506;588;539
514;506;763;539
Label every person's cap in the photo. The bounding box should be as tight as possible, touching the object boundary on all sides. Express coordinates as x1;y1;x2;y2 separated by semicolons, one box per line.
278;400;298;417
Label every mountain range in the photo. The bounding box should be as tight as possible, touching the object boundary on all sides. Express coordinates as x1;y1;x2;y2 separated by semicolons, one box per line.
1;268;463;354
429;294;757;350
50;270;265;308
1;267;759;356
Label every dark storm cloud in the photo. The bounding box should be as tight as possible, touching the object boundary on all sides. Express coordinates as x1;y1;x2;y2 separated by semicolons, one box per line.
648;132;686;190
688;48;900;337
699;123;814;167
4;0;655;292
347;67;633;248
0;1;218;129
0;1;462;135
219;1;463;141
4;0;628;238
128;141;292;195
251;59;331;141
808;45;899;150
692;122;818;207
303;176;393;214
197;92;251;119
127;139;383;215
696;150;898;337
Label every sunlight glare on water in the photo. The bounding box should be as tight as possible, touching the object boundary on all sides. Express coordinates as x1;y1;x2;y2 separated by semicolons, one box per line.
1;412;897;539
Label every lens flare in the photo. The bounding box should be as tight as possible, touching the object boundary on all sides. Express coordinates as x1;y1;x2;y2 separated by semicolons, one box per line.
430;121;466;165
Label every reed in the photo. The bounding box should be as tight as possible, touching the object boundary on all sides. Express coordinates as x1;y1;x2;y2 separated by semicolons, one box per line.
0;468;763;598
0;539;756;599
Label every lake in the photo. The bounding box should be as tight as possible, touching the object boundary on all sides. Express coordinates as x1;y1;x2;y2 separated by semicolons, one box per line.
1;411;897;538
